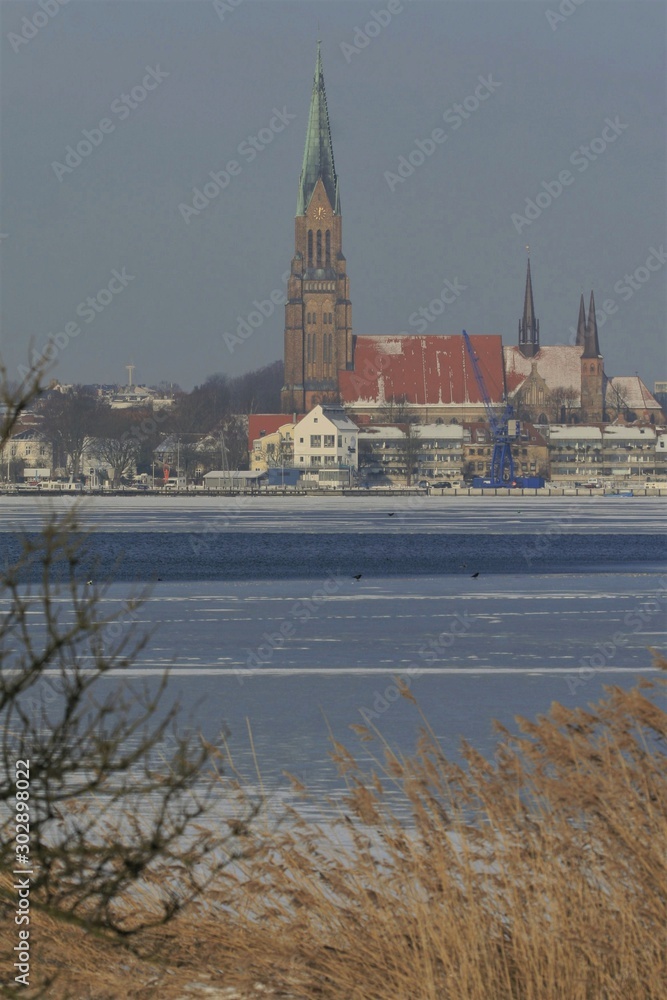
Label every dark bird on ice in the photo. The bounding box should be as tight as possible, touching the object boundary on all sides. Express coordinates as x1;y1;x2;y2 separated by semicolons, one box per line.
471;572;480;579
387;512;395;517
353;574;363;581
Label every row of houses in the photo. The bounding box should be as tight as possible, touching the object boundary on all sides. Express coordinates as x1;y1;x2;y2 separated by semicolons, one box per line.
249;406;667;484
3;404;667;487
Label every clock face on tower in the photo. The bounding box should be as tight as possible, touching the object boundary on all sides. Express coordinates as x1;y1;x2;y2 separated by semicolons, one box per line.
314;206;327;220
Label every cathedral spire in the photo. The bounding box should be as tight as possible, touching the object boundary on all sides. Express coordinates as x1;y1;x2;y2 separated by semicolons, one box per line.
583;290;601;358
518;253;539;357
575;294;587;347
297;41;340;216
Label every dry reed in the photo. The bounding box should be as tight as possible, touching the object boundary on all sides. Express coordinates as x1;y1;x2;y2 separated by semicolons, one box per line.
2;657;666;999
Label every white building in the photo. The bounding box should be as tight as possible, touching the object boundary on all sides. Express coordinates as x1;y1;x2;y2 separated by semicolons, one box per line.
359;423;465;482
293;405;359;471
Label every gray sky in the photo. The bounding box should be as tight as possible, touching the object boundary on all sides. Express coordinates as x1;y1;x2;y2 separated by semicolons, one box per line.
1;0;665;390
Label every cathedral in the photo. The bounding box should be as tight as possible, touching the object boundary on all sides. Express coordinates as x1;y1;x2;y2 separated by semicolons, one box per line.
281;45;663;427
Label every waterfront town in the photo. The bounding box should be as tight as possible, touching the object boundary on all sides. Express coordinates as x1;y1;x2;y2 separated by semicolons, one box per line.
4;45;665;495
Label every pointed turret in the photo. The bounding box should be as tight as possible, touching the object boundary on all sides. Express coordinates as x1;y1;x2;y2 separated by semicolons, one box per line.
580;290;605;421
518;255;540;357
575;294;587;348
297;42;340;216
583;290;601;358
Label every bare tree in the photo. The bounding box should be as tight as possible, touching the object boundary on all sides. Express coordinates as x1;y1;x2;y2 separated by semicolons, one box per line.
0;363;254;992
91;408;145;486
37;386;105;478
550;385;579;423
398;422;422;486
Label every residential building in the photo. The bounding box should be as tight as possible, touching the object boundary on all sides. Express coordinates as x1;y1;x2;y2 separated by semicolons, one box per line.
601;425;657;479
293;404;358;470
546;426;603;481
0;430;53;479
358;423;465;484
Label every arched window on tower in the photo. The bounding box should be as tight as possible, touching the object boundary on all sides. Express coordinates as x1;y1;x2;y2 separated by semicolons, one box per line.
312;334;317;365
325;231;331;267
328;333;333;367
323;312;328;325
316;230;322;267
307;231;313;268
590;363;596;373
306;334;311;363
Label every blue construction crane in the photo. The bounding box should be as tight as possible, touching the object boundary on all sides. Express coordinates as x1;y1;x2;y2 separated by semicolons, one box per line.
462;330;521;487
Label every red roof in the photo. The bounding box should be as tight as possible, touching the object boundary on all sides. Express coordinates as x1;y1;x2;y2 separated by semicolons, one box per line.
248;413;301;453
339;335;505;406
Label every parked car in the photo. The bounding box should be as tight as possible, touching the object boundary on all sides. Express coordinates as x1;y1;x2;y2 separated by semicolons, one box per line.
431;480;453;490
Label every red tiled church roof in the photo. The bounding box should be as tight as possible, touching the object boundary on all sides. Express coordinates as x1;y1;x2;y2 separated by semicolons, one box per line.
339;335;505;406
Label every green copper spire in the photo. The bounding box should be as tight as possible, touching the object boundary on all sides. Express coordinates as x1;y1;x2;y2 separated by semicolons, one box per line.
297;41;340;216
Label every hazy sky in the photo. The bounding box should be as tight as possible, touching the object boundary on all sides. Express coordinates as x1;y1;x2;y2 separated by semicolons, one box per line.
1;0;665;390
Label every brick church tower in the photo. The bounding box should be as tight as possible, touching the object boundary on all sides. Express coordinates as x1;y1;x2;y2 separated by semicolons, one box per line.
281;43;353;413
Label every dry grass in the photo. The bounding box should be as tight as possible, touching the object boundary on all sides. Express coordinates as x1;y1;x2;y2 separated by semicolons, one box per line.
3;658;666;999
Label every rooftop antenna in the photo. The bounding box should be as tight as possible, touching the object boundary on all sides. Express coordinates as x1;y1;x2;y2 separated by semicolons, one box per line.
126;363;135;388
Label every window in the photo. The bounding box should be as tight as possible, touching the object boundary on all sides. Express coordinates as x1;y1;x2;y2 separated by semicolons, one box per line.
328;333;333;363
323;435;334;448
310;435;321;447
312;334;316;361
328;312;333;324
323;312;328;324
316;230;322;267
299;437;304;443
337;435;342;447
325;230;331;267
308;230;313;267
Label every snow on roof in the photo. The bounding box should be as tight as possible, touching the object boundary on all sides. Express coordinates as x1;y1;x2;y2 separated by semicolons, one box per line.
605;376;662;411
359;423;465;442
359;426;405;440
340;335;505;406
504;345;583;399
602;426;657;441
548;425;602;441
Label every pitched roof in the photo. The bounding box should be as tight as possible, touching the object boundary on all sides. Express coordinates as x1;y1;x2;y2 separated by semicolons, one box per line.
504;345;583;401
248;413;300;452
297;42;339;216
340;335;505;406
605;376;662;412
